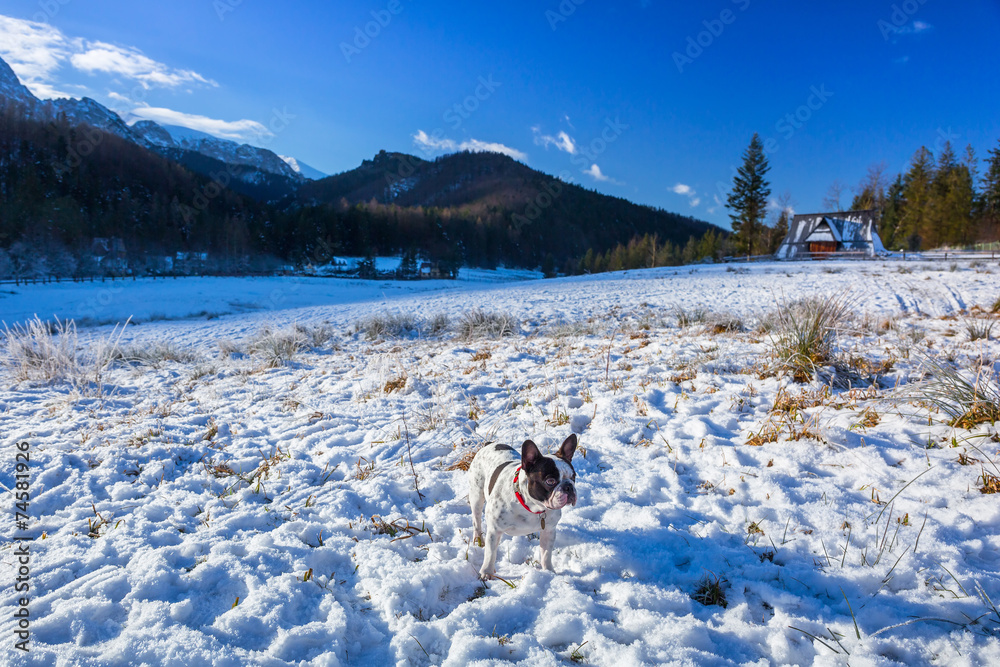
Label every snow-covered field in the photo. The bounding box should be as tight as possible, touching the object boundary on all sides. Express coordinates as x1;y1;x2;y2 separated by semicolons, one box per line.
3;261;1000;666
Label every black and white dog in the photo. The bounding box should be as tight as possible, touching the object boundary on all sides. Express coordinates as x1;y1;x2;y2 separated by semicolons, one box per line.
469;434;578;579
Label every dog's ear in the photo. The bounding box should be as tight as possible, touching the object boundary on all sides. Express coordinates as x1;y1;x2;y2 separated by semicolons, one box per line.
521;440;541;469
557;434;578;462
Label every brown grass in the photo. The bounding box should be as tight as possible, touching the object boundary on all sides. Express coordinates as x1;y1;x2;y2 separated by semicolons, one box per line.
383;376;407;393
979;470;1000;494
446;447;481;471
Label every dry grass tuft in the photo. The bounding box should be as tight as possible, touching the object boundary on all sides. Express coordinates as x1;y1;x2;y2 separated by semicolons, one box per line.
913;358;1000;429
2;316;80;382
692;574;728;608
674;306;708;329
767;293;854;382
383;376;407;393
458;310;518;339
965;318;996;342
706;313;744;335
446;448;480;472
116;342;198;367
979;470;1000;494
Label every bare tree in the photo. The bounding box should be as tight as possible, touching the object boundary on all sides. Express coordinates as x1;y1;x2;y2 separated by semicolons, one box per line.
822;180;848;212
851;162;890;213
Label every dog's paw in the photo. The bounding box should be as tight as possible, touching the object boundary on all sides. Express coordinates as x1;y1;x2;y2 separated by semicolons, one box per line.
478;570;494;581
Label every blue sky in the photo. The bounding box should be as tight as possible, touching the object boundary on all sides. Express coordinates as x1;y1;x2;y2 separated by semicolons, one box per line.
1;0;998;227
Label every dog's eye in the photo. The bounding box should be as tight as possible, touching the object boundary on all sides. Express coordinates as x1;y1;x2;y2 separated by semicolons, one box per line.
545;478;557;486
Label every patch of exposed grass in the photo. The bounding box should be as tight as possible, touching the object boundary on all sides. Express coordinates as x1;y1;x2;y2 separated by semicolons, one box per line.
459;310;518;339
913;358;1000;429
674;306;707;329
2;316;127;393
979;470;1000;494
2;316;79;382
355;313;449;339
692;573;728;608
249;326;306;368
116;342;199;367
767;293;854;382
383;376;407;393
706;312;744;334
295;322;335;348
965;318;996;342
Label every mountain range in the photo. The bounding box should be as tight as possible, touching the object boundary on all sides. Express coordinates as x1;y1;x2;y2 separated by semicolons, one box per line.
0;54;719;273
0;55;324;191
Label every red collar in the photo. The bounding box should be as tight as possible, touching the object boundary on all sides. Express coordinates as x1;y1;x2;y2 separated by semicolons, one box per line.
513;466;546;515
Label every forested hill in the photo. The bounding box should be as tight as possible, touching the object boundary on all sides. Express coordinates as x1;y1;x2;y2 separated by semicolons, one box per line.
0;108;275;275
286;150;719;269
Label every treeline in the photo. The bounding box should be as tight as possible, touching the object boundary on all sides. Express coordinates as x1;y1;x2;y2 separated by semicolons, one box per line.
567;230;727;275
868;140;1000;250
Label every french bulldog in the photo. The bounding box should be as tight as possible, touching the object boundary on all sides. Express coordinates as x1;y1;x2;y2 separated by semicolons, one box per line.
469;434;578;579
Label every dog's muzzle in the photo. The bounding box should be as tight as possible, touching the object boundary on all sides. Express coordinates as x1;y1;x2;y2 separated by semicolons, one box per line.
550;481;577;509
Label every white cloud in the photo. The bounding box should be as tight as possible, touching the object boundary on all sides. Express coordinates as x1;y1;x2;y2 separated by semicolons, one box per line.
533;128;577;154
672;182;701;207
71;42;215;89
130;106;272;143
584;164;623;185
883;19;933;43
0;15;75;96
413;130;527;161
0;14;215;99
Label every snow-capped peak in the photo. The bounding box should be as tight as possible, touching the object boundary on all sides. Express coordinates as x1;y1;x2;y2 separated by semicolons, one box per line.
279;156;327;180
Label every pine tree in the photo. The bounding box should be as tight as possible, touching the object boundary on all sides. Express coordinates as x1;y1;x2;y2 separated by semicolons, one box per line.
880;175;905;250
899;147;935;250
726;133;772;257
982;139;1000;226
769;207;790;254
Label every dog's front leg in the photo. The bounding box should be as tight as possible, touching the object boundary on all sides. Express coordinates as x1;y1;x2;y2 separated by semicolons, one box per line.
470;485;486;548
479;527;503;579
539;524;556;572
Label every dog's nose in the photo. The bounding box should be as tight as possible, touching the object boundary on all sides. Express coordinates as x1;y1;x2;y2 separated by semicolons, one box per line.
562;482;577;506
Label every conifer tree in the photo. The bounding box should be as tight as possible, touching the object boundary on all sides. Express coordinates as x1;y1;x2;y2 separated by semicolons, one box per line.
899;147;935;249
982;139;1000;226
880;175;906;250
726;133;772;257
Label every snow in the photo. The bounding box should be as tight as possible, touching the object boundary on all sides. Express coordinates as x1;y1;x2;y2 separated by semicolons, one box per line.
280;156;328;181
3;260;1000;665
